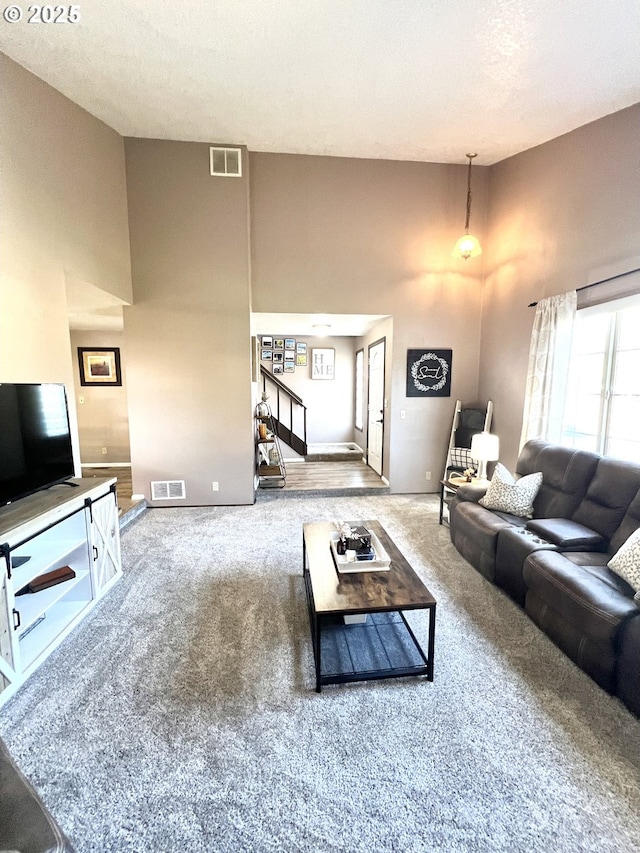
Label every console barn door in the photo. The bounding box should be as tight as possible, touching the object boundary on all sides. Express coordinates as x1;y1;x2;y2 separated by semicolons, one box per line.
367;339;385;476
90;490;122;597
0;551;18;701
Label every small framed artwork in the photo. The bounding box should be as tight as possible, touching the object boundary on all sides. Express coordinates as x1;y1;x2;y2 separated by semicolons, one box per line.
261;336;273;348
273;364;284;374
274;339;284;350
78;347;122;386
311;348;335;380
273;352;284;363
297;342;307;354
296;354;307;367
284;351;295;362
284;363;295;373
261;349;273;361
285;338;296;350
406;348;452;397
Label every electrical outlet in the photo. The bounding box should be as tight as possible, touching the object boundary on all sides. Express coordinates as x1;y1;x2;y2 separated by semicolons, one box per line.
212;481;219;491
101;447;107;455
400;410;406;419
425;471;431;480
79;396;84;405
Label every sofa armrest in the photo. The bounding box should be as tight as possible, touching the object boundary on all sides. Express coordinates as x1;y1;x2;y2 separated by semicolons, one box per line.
526;517;607;551
453;482;488;503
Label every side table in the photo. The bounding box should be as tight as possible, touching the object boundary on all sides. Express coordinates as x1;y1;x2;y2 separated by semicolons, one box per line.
439;476;484;525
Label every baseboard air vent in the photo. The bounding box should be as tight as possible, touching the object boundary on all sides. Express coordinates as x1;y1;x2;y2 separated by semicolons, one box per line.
210;146;242;177
151;480;186;500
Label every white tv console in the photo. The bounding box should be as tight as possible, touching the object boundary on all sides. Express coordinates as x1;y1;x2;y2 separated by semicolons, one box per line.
0;478;122;708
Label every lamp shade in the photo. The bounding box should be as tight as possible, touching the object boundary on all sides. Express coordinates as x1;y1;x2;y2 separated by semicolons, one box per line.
471;431;499;481
470;431;500;462
452;233;482;260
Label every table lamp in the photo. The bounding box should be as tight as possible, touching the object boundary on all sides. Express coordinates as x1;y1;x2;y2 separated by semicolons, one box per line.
470;432;500;482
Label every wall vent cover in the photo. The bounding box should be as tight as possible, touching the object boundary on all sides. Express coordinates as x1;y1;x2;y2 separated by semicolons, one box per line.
210;146;242;177
151;480;186;500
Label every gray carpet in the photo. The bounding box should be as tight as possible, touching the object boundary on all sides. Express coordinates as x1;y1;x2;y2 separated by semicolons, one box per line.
1;495;640;852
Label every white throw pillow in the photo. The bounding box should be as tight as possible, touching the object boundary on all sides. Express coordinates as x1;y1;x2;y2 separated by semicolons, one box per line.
608;528;640;602
479;462;543;518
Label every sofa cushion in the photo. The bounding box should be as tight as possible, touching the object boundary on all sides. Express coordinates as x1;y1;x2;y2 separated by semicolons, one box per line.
608;527;640;601
525;518;607;550
609;489;640;556
479;463;542;518
517;441;600;519
523;551;638;642
572;457;640;541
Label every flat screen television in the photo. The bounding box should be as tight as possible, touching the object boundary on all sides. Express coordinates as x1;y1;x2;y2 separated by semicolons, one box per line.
0;383;76;506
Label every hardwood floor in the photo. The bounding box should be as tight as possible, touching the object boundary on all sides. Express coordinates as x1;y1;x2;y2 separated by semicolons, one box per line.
280;459;387;492
82;460;387;506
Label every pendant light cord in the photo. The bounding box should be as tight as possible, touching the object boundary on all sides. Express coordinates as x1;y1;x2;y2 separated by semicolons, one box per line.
464;153;477;233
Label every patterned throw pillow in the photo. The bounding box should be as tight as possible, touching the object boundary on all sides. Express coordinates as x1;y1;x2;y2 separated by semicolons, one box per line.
608;528;640;601
479;462;543;518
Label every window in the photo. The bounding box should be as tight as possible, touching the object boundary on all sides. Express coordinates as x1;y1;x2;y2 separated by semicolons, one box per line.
355;349;364;431
562;299;640;461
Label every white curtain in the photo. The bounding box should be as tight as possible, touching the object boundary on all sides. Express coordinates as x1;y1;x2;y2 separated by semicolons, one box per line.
520;291;577;449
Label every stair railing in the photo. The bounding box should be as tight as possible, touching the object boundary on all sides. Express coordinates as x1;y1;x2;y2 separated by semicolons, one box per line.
260;366;308;456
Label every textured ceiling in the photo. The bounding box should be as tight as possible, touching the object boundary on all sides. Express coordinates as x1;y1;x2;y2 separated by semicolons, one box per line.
2;0;639;165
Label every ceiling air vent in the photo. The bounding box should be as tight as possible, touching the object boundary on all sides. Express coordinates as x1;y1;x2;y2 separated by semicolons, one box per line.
151;480;186;501
210;146;242;177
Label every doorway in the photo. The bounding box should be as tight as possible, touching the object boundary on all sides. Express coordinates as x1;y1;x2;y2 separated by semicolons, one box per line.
367;338;385;476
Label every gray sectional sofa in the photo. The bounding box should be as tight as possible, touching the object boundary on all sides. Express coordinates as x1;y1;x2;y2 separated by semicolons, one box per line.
0;734;75;853
449;439;640;718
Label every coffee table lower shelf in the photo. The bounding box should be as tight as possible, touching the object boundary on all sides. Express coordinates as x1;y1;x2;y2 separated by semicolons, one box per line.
308;609;434;692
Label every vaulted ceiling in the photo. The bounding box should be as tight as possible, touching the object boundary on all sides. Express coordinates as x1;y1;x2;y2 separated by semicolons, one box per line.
2;0;639;166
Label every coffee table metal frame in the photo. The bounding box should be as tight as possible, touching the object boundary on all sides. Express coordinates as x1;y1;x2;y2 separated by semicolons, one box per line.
302;520;436;692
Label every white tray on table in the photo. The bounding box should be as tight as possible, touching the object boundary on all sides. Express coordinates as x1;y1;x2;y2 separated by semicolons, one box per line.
329;530;391;573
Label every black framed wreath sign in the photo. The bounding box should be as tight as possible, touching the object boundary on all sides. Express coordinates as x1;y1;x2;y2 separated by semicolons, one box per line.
406;349;452;397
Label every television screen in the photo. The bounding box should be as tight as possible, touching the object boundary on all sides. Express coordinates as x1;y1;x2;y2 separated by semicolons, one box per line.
0;383;75;506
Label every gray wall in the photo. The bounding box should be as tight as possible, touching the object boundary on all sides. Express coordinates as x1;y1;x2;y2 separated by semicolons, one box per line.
480;104;640;470
250;152;487;492
70;330;131;464
0;54;132;474
124;139;254;506
5;50;638;500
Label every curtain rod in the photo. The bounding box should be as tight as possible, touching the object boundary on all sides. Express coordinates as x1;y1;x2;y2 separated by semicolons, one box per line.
527;267;640;307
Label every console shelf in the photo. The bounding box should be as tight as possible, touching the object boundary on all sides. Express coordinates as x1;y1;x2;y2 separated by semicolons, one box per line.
0;478;122;706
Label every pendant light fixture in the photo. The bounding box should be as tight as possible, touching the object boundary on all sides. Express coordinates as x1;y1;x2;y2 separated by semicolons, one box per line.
452;153;482;260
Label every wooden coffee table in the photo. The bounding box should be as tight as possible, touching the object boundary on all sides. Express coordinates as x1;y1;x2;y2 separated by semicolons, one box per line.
302;520;436;692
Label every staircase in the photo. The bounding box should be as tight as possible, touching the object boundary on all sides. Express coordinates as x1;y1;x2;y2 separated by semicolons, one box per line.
260;367;308;456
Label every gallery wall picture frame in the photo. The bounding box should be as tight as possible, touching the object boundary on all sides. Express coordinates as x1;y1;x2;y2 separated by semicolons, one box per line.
311;347;335;380
284;351;295;362
261;336;273;348
297;342;307;354
274;339;284;350
296;354;307;367
273;364;284;374
262;349;273;361
285;338;296;350
284;363;295;373
406;348;452;397
78;347;122;386
273;352;284;363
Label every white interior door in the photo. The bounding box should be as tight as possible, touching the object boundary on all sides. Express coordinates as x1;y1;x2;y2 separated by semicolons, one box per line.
367;339;385;476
